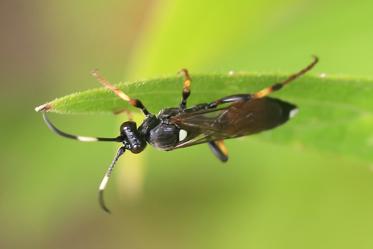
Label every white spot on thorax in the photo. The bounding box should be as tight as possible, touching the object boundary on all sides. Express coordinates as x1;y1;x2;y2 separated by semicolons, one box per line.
179;129;188;141
289;108;299;119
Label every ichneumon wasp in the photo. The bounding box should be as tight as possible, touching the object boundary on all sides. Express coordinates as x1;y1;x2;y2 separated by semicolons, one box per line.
36;56;318;213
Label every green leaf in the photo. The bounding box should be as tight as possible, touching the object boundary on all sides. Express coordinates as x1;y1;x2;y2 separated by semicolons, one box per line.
35;73;373;162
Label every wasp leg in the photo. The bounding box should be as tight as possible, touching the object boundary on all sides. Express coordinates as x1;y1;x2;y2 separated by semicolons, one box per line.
183;94;251;113
252;56;318;99
178;68;191;110
113;108;134;121
208;140;228;162
207;94;251;109
91;69;151;116
205;57;318;108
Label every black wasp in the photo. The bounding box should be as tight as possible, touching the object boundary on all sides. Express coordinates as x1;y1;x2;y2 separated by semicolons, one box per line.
38;56;318;213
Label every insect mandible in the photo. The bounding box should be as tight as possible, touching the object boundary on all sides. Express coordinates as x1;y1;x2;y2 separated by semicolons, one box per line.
37;56;319;213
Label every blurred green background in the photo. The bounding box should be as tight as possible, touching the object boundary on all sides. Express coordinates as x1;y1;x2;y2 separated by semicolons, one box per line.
1;0;373;248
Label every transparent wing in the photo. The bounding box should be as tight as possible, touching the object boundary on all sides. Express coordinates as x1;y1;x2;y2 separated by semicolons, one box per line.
170;97;297;149
169;106;232;148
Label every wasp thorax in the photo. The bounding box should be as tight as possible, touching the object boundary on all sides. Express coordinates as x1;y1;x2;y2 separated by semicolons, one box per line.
120;121;146;153
138;115;160;140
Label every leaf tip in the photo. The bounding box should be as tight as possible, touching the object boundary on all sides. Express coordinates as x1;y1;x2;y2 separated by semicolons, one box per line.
35;103;52;112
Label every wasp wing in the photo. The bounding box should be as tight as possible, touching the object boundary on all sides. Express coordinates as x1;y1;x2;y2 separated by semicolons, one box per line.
170;97;297;149
170;108;229;148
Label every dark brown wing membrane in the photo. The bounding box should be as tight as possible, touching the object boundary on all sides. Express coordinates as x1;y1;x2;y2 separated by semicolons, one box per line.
170;97;297;149
170;108;230;148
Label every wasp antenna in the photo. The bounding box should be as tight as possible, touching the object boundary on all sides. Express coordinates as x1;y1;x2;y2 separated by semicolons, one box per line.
35;103;52;112
42;113;122;142
98;146;126;214
99;188;111;214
